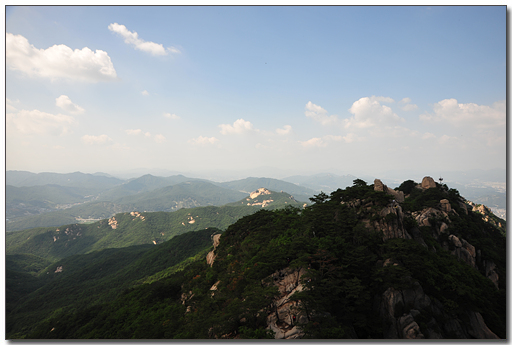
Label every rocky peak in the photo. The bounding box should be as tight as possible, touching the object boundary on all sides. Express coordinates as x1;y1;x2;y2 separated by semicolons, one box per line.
421;176;437;189
374;179;405;203
250;188;272;199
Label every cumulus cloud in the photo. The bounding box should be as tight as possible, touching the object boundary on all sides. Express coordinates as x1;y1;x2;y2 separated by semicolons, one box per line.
300;137;327;148
154;134;166;143
305;101;338;125
81;134;113;145
6;98;19;112
219;119;256;135
7;109;76;136
276;125;292;135
300;134;354;148
189;136;219;146
125;129;164;143
398;98;418;111
55;95;85;114
419;99;505;129
344;96;405;129
6;33;117;82
108;23;180;56
125;129;142;135
142;90;149;96
422;132;436;140
164;113;180;120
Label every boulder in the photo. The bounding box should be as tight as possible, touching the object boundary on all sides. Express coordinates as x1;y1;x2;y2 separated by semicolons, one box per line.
467;311;500;339
440;199;451;212
421;176;437;189
374;179;385;192
374;179;405;203
399;314;424;339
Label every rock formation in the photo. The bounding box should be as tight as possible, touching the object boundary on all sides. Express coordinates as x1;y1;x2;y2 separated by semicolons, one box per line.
266;267;306;339
421;176;437;189
206;233;221;267
377;263;499;339
250;188;272;199
374;179;405;203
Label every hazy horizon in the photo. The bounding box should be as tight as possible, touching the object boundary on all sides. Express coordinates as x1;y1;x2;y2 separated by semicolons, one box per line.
6;6;506;178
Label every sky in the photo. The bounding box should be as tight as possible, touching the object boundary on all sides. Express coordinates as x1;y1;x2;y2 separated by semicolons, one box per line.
4;5;507;179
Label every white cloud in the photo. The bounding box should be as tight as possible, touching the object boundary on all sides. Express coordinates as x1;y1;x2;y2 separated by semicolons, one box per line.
344;96;405;129
422;132;436;140
398;98;418;111
276;125;292;135
108;23;180;56
142;90;149;96
219;119;256;135
6;98;19;112
164;113;180;120
6;33;117;82
126;129;142;135
81;134;113;145
189;136;219;146
300;137;327;148
125;129;163;142
7;109;75;136
419;99;505;129
341;133;359;143
304;101;338;125
401;104;418;111
55;95;85;114
299;134;353;148
154;134;166;143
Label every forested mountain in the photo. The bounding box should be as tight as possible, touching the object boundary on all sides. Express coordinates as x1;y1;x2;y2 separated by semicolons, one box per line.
96;174;206;201
6;180;248;232
218;177;315;201
6;177;506;339
6;171;123;191
6;173;314;232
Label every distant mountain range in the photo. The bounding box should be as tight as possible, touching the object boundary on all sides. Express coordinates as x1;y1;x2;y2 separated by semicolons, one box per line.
6;171;313;232
6;169;506;232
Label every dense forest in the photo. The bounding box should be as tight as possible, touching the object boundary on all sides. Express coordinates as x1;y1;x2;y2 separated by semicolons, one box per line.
6;178;506;339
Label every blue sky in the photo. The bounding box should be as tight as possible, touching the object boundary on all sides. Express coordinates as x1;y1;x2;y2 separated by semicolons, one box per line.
5;5;506;179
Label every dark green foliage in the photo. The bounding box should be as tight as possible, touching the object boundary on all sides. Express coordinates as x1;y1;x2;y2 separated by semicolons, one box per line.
6;228;218;338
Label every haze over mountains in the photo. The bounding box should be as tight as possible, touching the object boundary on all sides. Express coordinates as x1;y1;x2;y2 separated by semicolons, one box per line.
6;169;506;233
6;171;313;232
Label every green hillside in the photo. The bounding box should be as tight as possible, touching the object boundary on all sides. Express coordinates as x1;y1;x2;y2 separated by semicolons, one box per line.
6;205;258;262
7;228;218;338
